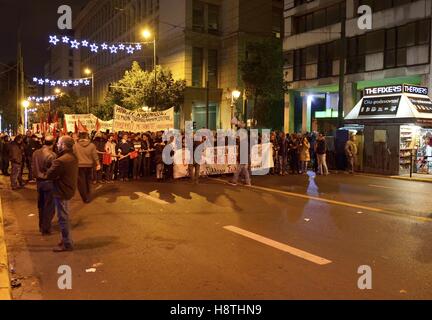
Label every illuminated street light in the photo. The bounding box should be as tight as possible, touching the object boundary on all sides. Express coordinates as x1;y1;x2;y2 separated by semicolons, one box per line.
142;29;152;40
83;68;95;113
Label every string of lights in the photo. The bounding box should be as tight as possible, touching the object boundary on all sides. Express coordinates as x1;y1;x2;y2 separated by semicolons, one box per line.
48;35;144;55
32;76;92;87
27;95;59;102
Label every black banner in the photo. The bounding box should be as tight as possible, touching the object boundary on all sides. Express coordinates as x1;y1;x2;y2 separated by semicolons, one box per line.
360;96;401;116
408;97;432;113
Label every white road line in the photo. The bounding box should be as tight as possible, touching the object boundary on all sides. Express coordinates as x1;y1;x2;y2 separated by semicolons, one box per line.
135;192;169;205
223;226;332;266
368;184;429;195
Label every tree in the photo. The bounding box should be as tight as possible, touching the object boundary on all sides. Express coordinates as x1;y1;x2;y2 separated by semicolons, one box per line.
111;61;186;111
240;39;287;129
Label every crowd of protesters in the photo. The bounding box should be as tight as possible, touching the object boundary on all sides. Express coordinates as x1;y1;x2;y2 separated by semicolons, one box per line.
0;128;358;252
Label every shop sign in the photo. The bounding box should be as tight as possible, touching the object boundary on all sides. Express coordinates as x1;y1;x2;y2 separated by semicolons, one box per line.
364;84;429;96
360;96;401;116
409;97;432;113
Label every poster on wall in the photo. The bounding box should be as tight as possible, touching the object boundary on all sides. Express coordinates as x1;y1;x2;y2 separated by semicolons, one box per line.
408;97;432;114
113;105;175;132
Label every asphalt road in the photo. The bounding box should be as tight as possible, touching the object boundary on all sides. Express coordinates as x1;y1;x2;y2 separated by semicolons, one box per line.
1;172;432;300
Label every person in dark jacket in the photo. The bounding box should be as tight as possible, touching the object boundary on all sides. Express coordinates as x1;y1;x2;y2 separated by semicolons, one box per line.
1;135;10;176
32;135;57;235
153;138;165;181
46;136;78;252
278;132;288;176
9;135;25;190
25;134;42;182
118;134;134;182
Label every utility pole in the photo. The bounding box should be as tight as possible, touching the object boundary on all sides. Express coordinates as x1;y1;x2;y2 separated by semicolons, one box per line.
337;8;347;129
206;81;210;129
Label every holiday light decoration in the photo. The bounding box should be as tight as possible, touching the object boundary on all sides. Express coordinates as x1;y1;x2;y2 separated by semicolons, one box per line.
48;35;143;55
27;95;59;103
32;76;91;87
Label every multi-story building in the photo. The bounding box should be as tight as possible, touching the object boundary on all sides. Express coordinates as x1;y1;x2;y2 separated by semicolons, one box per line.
68;0;282;129
283;0;432;134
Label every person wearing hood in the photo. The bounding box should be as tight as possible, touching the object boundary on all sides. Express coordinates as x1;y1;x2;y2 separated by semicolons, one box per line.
73;132;100;203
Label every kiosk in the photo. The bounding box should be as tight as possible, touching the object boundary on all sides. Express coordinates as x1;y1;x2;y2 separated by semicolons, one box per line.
345;84;432;176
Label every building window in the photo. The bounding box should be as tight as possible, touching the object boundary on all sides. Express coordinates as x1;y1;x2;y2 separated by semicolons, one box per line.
193;0;205;33
208;4;220;35
192;47;204;87
357;0;417;13
292;2;345;35
207;49;218;88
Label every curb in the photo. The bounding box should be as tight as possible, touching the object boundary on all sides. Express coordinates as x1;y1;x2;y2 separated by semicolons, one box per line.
0;196;11;300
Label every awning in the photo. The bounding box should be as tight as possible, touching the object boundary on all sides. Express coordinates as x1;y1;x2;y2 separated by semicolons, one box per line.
345;84;432;126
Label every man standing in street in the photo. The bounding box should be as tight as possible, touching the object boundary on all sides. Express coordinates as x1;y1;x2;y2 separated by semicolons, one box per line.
345;134;358;174
230;130;252;187
315;133;329;176
74;132;100;203
46;136;78;252
32;135;57;235
9;135;25;190
25;134;42;183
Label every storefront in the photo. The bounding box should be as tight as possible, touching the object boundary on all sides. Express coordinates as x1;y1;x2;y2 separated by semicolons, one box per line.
345;84;432;176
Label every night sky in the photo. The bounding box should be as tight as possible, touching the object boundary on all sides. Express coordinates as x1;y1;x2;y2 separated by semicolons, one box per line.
0;0;87;76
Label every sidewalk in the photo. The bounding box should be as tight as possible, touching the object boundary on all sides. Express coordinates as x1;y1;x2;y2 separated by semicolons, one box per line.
0;196;11;300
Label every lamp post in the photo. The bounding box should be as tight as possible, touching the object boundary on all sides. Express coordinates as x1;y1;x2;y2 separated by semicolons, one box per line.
231;90;241;129
21;100;30;132
84;68;94;113
142;29;157;109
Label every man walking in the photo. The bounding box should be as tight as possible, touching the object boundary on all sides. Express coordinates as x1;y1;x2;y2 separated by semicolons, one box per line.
345;134;358;174
32;135;57;235
74;132;100;203
315;133;329;176
46;136;78;252
9;135;25;190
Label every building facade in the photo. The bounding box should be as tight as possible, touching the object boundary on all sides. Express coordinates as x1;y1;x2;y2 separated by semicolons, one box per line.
67;0;282;129
283;0;432;134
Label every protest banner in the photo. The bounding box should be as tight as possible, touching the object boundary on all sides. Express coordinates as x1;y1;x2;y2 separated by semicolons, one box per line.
113;105;174;132
64;114;113;132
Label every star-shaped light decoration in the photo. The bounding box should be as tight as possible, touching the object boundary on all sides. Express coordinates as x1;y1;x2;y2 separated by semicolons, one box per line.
45;79;50;83
57;80;62;85
50;96;56;101
101;43;108;50
68;80;73;84
126;45;135;54
50;81;56;86
62;36;70;43
81;40;89;47
109;45;118;54
135;44;142;50
38;80;44;85
70;40;80;49
49;35;59;45
33;77;38;82
73;81;79;86
79;79;84;84
118;44;125;50
62;81;68;87
90;43;99;53
84;80;91;86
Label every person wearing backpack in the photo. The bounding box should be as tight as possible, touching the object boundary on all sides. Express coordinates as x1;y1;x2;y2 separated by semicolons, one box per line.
315;133;329;176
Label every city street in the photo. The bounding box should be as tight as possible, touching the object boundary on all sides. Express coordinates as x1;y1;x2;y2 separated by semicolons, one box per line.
1;173;431;300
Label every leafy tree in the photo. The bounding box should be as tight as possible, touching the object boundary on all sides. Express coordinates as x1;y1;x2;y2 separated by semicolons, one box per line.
111;61;186;111
240;39;287;129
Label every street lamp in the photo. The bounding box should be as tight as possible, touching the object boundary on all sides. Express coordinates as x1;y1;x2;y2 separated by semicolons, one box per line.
84;68;94;113
21;100;30;131
142;28;157;109
54;88;62;95
231;90;241;129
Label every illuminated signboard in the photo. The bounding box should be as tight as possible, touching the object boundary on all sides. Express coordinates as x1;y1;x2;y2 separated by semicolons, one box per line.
364;84;428;96
360;96;401;116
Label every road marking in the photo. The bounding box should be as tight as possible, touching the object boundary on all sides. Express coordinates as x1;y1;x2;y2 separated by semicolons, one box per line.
369;184;430;195
135;192;169;205
213;178;432;223
224;226;332;266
